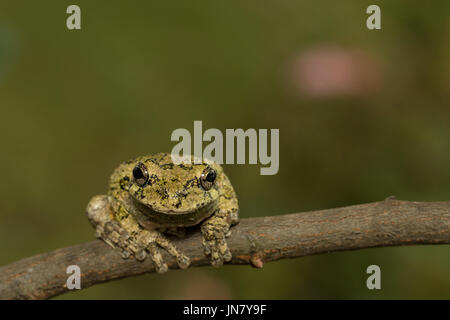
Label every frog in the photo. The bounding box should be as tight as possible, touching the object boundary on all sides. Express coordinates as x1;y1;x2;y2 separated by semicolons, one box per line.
86;153;239;273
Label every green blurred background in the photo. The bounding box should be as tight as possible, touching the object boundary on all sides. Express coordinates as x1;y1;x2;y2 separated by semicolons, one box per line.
0;1;449;299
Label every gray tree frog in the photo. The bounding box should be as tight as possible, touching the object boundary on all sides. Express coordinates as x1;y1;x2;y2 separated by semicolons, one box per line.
86;153;239;273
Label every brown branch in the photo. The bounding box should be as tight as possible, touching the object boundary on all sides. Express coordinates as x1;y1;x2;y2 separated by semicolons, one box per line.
1;197;449;299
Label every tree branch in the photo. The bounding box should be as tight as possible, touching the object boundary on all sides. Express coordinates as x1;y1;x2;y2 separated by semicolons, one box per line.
1;197;449;299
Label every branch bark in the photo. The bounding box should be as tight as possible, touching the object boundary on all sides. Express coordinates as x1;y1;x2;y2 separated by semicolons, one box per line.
1;198;449;299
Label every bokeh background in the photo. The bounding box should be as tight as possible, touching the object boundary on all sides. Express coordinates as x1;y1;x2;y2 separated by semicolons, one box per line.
1;1;449;299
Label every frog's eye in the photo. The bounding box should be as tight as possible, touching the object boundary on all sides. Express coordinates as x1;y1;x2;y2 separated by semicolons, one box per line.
200;167;216;190
132;162;149;187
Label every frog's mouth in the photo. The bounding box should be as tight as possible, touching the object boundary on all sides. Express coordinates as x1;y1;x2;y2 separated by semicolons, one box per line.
131;198;218;227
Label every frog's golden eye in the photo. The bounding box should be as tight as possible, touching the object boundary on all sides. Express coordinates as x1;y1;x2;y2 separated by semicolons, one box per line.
200;167;216;190
132;162;149;187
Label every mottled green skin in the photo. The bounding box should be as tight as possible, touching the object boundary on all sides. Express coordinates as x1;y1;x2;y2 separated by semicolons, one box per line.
87;153;239;272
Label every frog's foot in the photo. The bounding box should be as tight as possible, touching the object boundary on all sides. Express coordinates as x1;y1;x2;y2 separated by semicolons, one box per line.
99;223;191;273
86;195;190;273
201;216;232;268
133;230;191;273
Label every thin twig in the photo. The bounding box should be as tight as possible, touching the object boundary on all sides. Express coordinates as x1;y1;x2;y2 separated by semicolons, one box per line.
0;197;449;299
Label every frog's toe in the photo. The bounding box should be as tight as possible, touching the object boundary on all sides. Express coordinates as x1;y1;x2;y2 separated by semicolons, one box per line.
135;249;147;262
223;249;232;262
217;237;232;262
147;242;168;274
202;236;212;256
176;254;191;269
203;236;232;268
154;234;191;269
120;250;131;259
157;264;169;274
211;252;224;268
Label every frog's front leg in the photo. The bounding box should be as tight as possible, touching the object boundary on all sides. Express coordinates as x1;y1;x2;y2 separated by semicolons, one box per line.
86;195;190;273
201;207;239;268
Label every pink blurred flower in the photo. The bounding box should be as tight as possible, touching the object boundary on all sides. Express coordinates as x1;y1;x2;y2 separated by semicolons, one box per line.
288;45;382;97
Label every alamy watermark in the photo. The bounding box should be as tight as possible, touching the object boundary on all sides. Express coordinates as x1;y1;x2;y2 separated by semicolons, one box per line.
66;5;81;30
66;265;81;290
366;265;381;290
366;5;381;30
171;121;279;175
